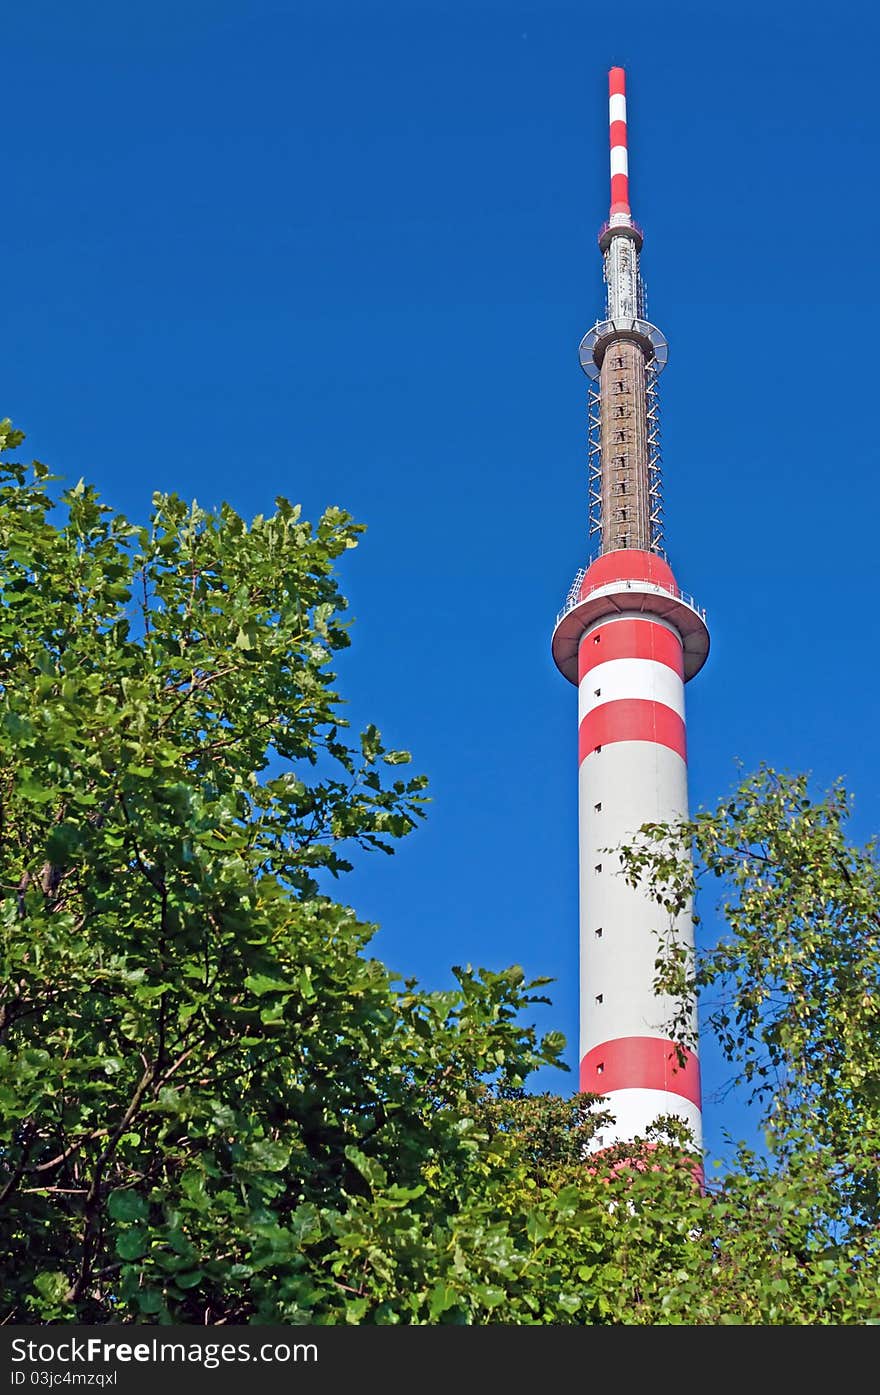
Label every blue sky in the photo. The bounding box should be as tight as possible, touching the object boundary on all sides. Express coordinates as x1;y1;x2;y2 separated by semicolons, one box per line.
4;0;879;1163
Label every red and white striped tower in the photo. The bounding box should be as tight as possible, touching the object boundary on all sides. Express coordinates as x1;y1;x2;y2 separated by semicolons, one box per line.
552;68;710;1153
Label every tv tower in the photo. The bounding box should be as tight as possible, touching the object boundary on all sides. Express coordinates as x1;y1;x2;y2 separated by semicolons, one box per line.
551;68;709;1152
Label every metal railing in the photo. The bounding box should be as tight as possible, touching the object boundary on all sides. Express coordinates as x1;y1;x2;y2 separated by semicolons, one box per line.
598;218;645;244
555;561;707;630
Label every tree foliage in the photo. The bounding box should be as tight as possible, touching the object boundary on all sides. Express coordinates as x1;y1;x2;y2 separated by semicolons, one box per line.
0;425;564;1321
618;766;880;1234
1;421;878;1325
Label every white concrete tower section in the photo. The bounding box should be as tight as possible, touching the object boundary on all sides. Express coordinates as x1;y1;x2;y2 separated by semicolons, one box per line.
551;68;710;1154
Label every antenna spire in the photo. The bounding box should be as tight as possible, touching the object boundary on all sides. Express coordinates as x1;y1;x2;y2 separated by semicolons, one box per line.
608;67;631;220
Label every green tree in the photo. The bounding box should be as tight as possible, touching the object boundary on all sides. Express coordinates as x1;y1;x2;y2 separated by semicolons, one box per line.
0;423;564;1322
600;764;880;1321
618;766;880;1233
453;762;880;1325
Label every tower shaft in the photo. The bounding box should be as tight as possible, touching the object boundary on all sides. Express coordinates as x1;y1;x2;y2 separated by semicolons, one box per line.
577;604;700;1147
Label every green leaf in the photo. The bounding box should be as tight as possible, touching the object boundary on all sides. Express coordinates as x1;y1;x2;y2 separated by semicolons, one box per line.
428;1282;458;1319
245;973;295;997
473;1284;506;1310
344;1145;387;1192
34;1272;68;1303
245;1139;292;1172
107;1191;149;1223
116;1229;147;1261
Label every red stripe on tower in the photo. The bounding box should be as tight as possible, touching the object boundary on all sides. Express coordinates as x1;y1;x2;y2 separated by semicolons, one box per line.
578;698;687;764
609;120;628;148
580;1038;702;1106
579;617;685;678
608;66;630;216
